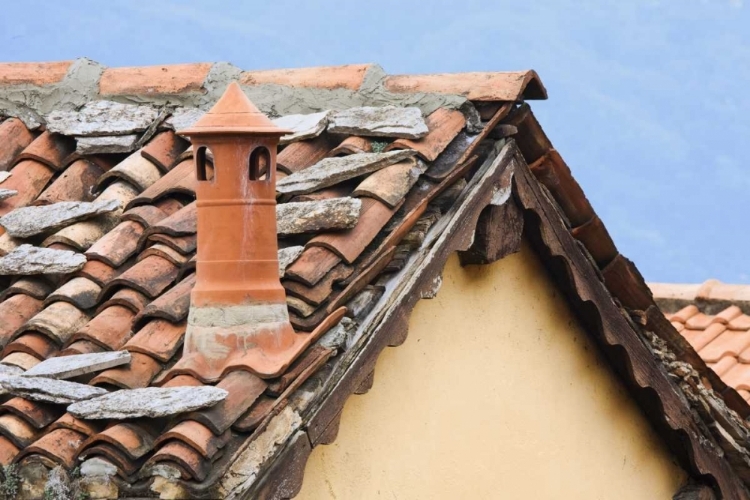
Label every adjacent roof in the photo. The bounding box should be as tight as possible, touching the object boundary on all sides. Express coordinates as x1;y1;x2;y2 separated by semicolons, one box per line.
653;281;750;400
0;59;748;499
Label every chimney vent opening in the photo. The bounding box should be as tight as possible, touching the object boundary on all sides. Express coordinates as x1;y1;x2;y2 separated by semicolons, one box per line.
249;146;270;181
195;146;215;182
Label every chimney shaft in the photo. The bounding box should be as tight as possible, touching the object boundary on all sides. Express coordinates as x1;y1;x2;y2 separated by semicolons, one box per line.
166;83;328;382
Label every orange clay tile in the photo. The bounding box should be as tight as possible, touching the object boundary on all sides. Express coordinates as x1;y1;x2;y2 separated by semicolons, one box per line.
35;159;105;205
327;136;372;157
141;130;189;172
99;63;213;96
0;278;53;301
147;440;211;481
155;420;229;459
0;160;55;215
714;305;743;324
48;413;105;437
44;277;101;310
98;288;149;315
670;321;684;332
124;320;186;363
163;374;203;387
91;351;162;389
102;255;179;299
138;243;189;267
277;134;339;174
126;159;198;209
0;398;62;429
2;352;40;370
738;347;750;364
384;70;547;101
148;233;197;255
308;197;401;264
0;61;73;86
3;333;57;360
86;220;145;268
268;345;332;396
0;413;39;448
685;312;713;330
700;330;750;363
0;118;35;171
0;436;19;466
740;390;750;402
71;306;136;351
86;422;159;460
240;64;373;91
670;304;700;323
60;340;103;356
0;294;43;348
136;273;194;326
145;201;197;240
385;108;466;162
76;259;123;287
233;395;279;432
728;314;750;331
709;356;738;376
675;324;726;353
720;363;750;392
20;427;87;469
13;131;75;171
20;301;90;346
283;262;353;307
285;246;342;287
79;442;139;477
180;370;267;435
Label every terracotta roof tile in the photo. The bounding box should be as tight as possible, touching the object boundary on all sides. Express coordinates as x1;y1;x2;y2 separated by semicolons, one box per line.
0;118;35;171
147;440;211;481
0;294;43;348
100;63;213;96
20;301;90;346
328;136;372;157
102;255;178;299
35;159;105;205
685;312;713;330
708;356;738;377
155;420;229;459
100;288;149;315
0;160;55;215
4;333;58;360
140;130;189;172
729;314;750;331
0;436;19;466
2;351;40;370
0;61;73;86
384;70;547;101
71;306;136;351
240;64;373;91
385;108;466;161
124;320;185;363
13;131;75;171
0;398;62;430
0;413;39;448
90;351;162;389
21;427;87;469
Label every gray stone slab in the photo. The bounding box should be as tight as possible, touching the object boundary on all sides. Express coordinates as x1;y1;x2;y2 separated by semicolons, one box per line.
0;376;108;404
277;197;361;236
274;111;330;145
0;364;24;396
328;106;428;139
22;351;131;379
76;134;140;155
68;386;228;419
276;150;416;196
0;172;10;184
46;100;159;137
0;199;120;238
0;244;87;275
166;108;205;132
278;246;304;278
0;189;17;201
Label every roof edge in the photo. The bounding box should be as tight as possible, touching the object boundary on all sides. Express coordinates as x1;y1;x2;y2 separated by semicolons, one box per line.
650;280;750;314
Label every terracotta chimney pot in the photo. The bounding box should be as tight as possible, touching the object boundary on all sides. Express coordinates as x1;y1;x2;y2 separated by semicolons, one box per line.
167;82;337;382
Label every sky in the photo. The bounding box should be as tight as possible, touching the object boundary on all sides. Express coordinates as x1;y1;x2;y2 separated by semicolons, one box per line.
1;0;749;284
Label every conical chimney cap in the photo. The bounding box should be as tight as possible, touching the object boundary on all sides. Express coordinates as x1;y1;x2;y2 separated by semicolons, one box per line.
178;82;291;136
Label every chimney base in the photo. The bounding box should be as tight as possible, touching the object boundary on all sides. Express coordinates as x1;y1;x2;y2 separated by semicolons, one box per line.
163;305;347;383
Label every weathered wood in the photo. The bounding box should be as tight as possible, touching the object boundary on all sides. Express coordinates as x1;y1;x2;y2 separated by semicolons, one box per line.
328;106;428;139
243;431;311;500
673;483;717;500
276;150;416;196
512;145;750;499
458;165;522;266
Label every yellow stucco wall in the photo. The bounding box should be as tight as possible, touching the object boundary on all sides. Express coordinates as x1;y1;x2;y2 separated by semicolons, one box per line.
297;241;687;499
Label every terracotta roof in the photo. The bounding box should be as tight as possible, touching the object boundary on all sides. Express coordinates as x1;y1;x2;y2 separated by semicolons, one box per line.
0;59;748;499
653;281;750;401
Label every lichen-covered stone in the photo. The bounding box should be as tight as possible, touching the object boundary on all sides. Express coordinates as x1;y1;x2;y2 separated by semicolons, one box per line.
46;100;159;137
0;199;120;238
278;246;304;278
328;106;428;139
68;386;228;419
23;350;131;379
0;188;17;201
276;150;416;195
166;108;205;132
277;197;361;236
0;376;108;404
76;134;139;154
0;244;87;275
274;111;330;144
